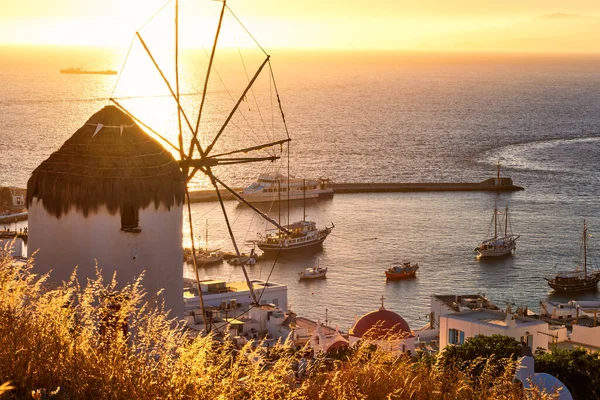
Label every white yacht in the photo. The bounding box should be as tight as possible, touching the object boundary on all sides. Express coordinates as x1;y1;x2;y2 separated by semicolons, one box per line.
238;173;333;203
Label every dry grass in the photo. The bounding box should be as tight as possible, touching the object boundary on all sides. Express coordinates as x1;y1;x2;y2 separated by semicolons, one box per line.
0;252;556;399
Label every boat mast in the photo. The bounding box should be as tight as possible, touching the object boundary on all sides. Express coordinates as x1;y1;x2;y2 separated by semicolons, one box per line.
504;206;508;237
494;204;498;238
497;161;500;186
303;178;306;222
584;220;588;277
287;142;291;225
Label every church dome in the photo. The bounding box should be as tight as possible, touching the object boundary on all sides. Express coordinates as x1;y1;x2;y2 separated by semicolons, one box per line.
349;307;413;340
26;105;185;218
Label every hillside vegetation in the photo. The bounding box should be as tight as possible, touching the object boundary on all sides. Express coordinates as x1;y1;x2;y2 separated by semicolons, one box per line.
0;252;564;399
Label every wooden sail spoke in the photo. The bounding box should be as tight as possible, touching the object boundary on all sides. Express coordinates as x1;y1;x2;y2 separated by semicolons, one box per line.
110;98;184;157
189;0;227;160
205;166;259;305
204;55;271;156
179;155;280;170
135;32;197;143
200;168;291;235
210;138;291;158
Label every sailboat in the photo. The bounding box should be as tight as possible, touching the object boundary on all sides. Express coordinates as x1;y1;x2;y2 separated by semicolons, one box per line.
545;221;600;292
187;220;223;267
475;205;519;257
298;258;327;279
255;179;334;254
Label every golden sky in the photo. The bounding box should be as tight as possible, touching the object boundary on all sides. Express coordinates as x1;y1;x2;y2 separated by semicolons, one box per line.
1;0;600;50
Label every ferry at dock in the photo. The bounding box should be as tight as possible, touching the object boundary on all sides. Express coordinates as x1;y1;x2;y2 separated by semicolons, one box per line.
238;173;333;204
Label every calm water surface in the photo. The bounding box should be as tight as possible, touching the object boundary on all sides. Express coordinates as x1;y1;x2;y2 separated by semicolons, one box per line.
2;47;600;330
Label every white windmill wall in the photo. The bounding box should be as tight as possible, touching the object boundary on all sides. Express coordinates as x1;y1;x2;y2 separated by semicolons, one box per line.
28;199;183;318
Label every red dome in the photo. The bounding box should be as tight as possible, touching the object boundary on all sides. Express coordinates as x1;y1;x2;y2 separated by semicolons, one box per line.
349;308;413;340
326;340;350;353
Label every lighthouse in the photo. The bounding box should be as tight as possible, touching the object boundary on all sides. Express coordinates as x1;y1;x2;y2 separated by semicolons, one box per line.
26;105;185;317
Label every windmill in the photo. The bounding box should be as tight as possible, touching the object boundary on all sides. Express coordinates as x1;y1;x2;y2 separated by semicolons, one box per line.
109;0;292;330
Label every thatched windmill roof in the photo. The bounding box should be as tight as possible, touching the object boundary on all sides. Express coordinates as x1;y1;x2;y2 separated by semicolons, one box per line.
27;105;185;218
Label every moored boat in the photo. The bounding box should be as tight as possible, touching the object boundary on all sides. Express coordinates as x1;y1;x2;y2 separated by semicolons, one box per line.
475;205;519;258
239;173;333;203
189;251;223;267
545;221;600;292
256;220;333;254
186;220;223;266
385;262;419;280
299;259;327;279
254;177;334;254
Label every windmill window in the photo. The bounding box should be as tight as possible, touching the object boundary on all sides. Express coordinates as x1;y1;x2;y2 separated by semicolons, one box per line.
121;206;141;233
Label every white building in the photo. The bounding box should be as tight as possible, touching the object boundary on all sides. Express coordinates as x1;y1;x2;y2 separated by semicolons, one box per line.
439;309;549;352
414;294;501;345
184;279;288;328
184;279;288;312
539;300;600;351
27;105;185;317
0;237;25;258
309;321;349;354
8;187;26;207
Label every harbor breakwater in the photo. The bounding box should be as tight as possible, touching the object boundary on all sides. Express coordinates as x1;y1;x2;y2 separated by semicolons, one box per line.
1;178;524;215
187;177;523;203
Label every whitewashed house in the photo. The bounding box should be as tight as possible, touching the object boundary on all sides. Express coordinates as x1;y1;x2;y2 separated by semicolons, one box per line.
9;187;26;207
183;279;288;318
27;106;185;317
439;309;549;352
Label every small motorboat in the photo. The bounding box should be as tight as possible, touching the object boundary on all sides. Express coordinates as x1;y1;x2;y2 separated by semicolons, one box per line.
228;249;258;266
299;260;327;280
385;262;419;280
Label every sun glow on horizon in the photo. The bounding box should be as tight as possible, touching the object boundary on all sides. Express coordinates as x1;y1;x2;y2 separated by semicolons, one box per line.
1;0;600;52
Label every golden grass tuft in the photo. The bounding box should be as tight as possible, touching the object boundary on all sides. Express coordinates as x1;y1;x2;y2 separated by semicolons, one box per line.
0;252;557;399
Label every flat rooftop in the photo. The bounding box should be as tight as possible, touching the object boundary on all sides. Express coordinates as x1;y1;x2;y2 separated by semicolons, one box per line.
446;309;543;327
434;294;500;312
224;280;286;292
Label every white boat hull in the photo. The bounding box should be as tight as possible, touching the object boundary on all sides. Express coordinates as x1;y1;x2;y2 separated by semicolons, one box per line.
477;245;516;257
239;189;333;204
299;267;327;279
258;232;330;253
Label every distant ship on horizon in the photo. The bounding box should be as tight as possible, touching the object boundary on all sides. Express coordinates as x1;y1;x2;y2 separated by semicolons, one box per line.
60;67;118;75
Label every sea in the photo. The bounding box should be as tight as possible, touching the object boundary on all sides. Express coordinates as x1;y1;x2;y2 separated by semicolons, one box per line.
2;45;600;332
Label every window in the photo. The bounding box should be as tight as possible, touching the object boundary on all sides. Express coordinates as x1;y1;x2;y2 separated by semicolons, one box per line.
121;205;141;233
448;328;465;345
520;334;533;349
